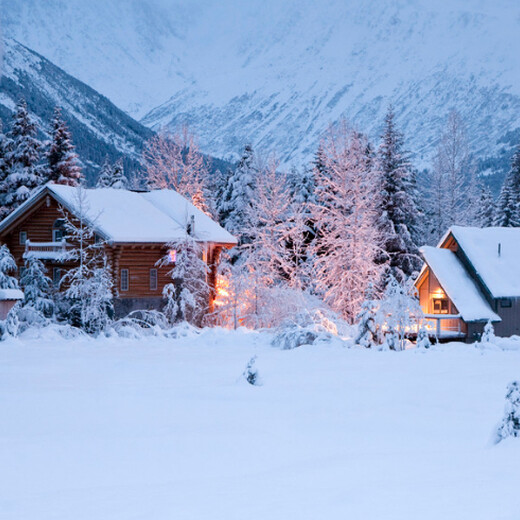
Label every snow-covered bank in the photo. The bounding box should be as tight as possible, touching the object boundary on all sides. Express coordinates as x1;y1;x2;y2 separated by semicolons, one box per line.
1;330;519;520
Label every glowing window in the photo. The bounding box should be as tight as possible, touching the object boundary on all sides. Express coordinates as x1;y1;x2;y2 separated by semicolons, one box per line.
168;250;177;263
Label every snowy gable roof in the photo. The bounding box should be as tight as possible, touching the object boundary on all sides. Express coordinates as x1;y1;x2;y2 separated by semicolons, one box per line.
449;226;520;298
0;184;237;245
420;246;500;323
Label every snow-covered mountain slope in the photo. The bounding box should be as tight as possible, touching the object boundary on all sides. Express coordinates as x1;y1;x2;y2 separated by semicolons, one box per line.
4;0;520;167
0;37;153;183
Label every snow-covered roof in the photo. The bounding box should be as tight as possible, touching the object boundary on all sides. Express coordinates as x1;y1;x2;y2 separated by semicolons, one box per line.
448;226;520;298
0;184;237;245
420;246;500;323
0;289;24;301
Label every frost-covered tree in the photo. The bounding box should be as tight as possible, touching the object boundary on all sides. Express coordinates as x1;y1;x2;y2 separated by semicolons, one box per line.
0;244;18;289
19;256;54;317
495;147;520;227
45;107;82;186
416;327;432;349
426;110;478;242
144;126;213;215
220;144;257;246
377;106;421;280
495;381;520;443
59;187;113;333
159;224;209;326
475;185;495;227
243;355;261;386
3;100;42;214
96;157;113;188
0;123;11;219
378;275;422;351
355;283;381;348
310;123;383;323
480;319;496;344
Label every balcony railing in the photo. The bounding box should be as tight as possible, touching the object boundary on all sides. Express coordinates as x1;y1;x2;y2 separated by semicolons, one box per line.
423;314;466;339
24;240;70;261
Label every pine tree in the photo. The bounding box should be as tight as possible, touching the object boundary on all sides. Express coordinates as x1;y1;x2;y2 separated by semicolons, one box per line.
416;327;432;349
220;144;257;247
3;100;42;214
46;107;82;186
160;223;210;326
0;244;19;290
475;185;495;227
378;106;421;281
0;122;11;219
355;283;380;348
19;256;54;317
495;381;520;443
495;147;520;227
96;156;113;188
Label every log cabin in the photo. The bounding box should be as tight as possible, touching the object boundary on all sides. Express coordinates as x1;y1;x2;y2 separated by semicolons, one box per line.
415;226;520;342
0;183;237;317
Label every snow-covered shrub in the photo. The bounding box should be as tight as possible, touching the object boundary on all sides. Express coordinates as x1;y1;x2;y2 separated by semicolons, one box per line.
416;327;432;349
355;283;381;348
272;325;324;350
481;320;496;345
0;244;18;289
5;301;20;337
243;356;261;386
495;381;520;444
20;256;54;317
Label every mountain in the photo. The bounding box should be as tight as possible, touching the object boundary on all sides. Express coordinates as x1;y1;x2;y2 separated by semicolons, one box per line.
0;37;154;184
4;0;520;175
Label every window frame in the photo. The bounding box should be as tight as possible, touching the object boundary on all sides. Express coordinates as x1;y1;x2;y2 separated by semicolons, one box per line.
500;298;512;308
433;298;449;314
19;231;27;245
120;268;129;292
149;268;158;291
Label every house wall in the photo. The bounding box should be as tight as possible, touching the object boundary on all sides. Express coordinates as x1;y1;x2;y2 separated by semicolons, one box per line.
492;298;520;338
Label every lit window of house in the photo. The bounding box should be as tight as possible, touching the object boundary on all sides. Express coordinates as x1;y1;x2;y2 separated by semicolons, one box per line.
433;298;449;314
168;250;177;263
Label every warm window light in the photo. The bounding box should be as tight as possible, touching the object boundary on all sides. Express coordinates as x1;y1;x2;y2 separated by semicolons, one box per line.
433;288;445;298
168;249;177;263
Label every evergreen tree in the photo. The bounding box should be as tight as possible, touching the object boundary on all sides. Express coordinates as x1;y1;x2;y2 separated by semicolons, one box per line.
495;381;520;443
96;156;113;188
3;100;42;214
220;144;257;246
0;123;11;219
495;147;520;227
378;106;421;281
475;185;495;227
46;107;82;186
0;244;19;289
160;224;210;326
19;256;54;317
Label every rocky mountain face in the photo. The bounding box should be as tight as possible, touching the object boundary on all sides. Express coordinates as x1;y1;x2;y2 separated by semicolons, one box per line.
3;0;520;182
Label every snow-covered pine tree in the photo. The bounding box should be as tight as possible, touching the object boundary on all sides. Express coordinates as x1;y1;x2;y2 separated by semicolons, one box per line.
310;123;383;323
45;107;82;186
220;144;257;250
475;184;495;227
416;327;432;349
19;256;54;317
0;122;11;219
3;100;43;214
495;147;520;227
377;106;421;281
355;283;380;348
0;244;19;290
480;319;496;344
59;186;113;333
96;156;113;188
495;381;520;443
159;222;210;326
104;158;127;189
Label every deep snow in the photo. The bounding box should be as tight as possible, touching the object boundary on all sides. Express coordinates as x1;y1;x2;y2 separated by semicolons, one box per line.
1;328;519;519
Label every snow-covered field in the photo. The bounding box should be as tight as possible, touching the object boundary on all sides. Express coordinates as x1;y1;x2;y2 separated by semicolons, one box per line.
1;328;519;519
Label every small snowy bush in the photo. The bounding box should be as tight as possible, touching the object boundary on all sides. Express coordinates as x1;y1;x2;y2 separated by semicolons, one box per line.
416;327;432;349
495;381;520;444
243;356;261;386
481;320;496;344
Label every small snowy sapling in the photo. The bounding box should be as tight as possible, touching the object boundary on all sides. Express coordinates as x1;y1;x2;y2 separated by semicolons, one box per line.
243;356;261;386
416;327;431;349
495;381;520;443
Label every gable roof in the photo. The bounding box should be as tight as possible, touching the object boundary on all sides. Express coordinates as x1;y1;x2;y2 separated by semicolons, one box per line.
0;183;237;246
420;246;500;322
448;226;520;298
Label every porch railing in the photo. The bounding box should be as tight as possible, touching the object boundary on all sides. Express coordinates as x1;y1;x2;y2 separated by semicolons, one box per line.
24;239;70;261
423;314;466;339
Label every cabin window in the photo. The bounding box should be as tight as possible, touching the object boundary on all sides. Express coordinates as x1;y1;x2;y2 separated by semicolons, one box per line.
53;267;62;287
120;269;129;292
433;298;449;314
500;298;512;308
53;219;66;242
150;268;158;291
168;249;177;263
19;231;27;245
